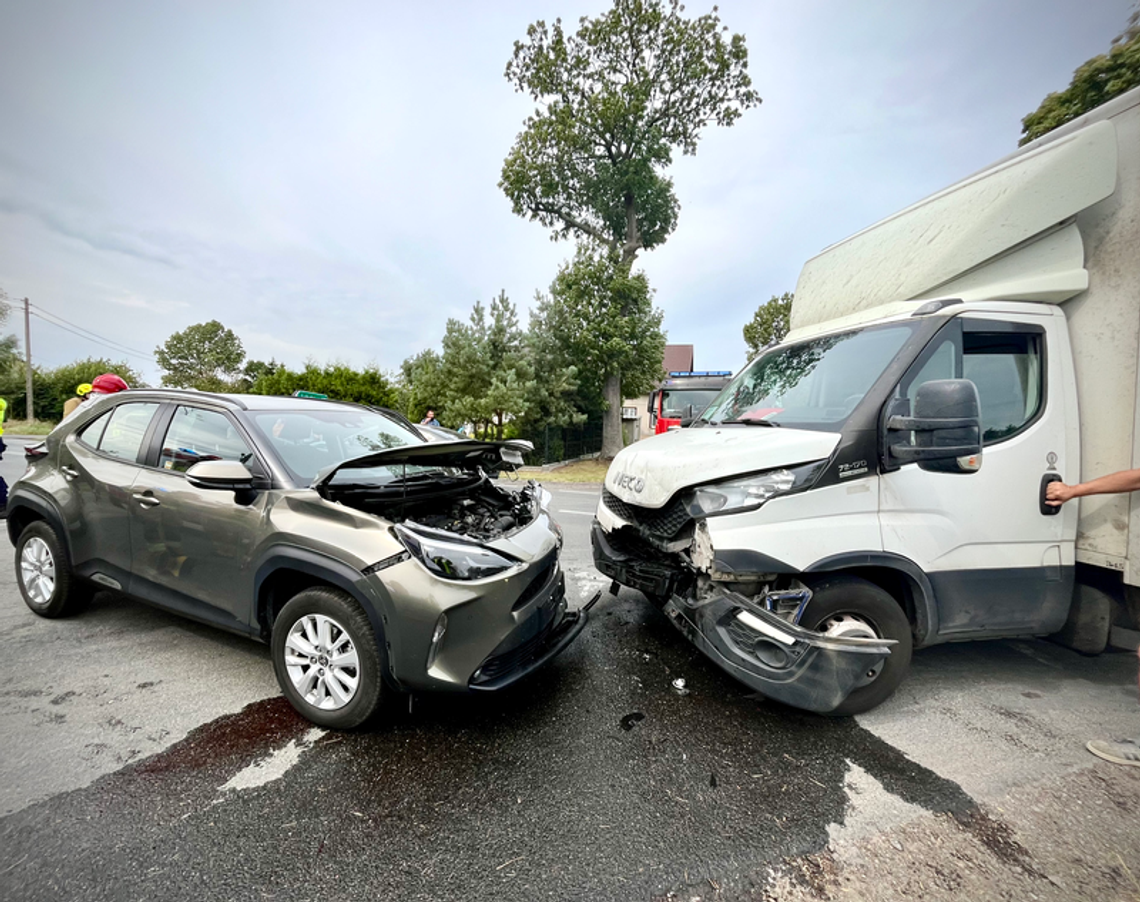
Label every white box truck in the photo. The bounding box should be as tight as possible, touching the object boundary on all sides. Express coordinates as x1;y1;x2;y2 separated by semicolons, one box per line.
592;86;1140;716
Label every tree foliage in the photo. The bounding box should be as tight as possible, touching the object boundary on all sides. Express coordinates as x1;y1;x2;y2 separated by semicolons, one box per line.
398;349;447;424
531;245;665;417
0;357;143;421
1020;15;1140;145
439;292;536;439
501;0;760;267
155;320;246;391
742;292;793;360
248;361;397;409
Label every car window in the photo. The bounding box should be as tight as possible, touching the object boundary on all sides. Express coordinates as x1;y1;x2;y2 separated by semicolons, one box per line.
76;411;111;449
97;402;160;462
159;406;256;474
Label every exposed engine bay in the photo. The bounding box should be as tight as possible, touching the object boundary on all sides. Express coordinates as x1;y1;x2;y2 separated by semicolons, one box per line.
326;474;543;541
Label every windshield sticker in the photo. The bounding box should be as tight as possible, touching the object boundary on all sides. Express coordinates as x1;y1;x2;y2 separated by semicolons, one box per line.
838;460;868;479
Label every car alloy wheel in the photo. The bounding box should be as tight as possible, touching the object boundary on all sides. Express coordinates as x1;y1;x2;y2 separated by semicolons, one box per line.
20;537;56;606
283;613;360;710
271;587;385;729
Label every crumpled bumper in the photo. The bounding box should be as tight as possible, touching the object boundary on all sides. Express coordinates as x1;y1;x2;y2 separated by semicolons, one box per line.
663;589;894;713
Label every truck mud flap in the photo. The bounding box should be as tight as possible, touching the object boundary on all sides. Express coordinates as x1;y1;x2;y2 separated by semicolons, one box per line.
663;591;895;714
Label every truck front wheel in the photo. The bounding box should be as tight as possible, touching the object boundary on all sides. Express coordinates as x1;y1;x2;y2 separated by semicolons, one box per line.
800;576;913;716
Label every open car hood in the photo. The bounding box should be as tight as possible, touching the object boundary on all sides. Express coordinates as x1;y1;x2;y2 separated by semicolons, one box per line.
310;439;530;488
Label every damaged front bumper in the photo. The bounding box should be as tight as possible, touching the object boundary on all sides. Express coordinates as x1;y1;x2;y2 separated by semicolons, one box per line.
591;520;894;714
663;589;894;713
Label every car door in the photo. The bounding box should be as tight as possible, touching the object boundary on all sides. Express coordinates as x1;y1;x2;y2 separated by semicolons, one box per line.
128;404;268;631
878;312;1078;638
57;401;162;589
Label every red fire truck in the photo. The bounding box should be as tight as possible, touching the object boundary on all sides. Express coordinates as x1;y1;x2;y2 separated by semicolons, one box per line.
649;371;733;434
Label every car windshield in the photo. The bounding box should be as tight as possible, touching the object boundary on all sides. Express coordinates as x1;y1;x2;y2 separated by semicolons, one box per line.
249;407;426;484
700;323;916;428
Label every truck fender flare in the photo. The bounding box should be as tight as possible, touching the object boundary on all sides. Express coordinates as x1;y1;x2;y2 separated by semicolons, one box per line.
804;552;938;644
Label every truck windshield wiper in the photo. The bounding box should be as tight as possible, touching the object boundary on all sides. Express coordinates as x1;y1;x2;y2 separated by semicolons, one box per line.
718;417;781;427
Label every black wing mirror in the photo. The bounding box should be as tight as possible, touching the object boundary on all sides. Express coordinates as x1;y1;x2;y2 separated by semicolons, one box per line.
886;379;982;474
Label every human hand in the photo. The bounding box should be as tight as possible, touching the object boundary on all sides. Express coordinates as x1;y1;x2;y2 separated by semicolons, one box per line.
1045;481;1076;506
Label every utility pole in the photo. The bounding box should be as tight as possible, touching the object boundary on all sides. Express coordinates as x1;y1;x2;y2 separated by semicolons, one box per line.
23;298;32;422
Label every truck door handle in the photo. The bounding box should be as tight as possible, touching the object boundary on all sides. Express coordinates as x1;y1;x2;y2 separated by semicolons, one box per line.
61;466;79;480
1040;473;1062;516
133;492;161;509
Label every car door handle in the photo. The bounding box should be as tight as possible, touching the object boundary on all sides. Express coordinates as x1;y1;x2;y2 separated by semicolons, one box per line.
61;466;79;480
133;492;161;509
1040;473;1062;516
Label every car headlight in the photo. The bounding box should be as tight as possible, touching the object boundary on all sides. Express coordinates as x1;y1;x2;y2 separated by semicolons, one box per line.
683;461;827;518
394;525;519;581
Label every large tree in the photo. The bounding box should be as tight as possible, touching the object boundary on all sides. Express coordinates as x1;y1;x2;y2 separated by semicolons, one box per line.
154;320;245;391
742;292;793;360
440;292;535;439
530;245;665;435
1020;9;1140;145
398;348;447;424
501;0;760;456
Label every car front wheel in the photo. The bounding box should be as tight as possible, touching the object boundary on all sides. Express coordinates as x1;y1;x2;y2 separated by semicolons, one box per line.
15;521;92;618
271;587;386;729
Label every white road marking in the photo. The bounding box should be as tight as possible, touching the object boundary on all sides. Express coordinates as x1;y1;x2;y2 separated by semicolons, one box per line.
217;727;326;796
555;509;595;516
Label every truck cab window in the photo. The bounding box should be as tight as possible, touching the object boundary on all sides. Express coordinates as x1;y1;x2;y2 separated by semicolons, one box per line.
963;333;1042;442
896;323;1043;445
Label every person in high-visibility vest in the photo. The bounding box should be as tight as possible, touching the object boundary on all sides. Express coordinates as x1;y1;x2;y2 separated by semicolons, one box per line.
0;396;8;516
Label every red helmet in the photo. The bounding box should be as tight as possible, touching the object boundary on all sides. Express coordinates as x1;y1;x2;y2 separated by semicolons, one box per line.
91;373;130;394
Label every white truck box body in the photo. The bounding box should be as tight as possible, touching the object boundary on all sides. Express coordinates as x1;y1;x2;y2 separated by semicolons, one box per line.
793;88;1140;582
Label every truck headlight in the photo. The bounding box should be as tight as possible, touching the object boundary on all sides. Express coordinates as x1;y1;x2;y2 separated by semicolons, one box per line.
683;461;827;518
395;526;519;581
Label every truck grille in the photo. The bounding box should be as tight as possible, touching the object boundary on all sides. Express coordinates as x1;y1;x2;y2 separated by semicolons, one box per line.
602;489;691;539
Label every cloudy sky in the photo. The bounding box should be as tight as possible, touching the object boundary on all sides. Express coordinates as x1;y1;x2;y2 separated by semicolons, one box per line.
0;0;1132;383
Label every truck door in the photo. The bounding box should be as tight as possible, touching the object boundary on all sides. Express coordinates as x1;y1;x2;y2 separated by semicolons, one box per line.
878;313;1077;639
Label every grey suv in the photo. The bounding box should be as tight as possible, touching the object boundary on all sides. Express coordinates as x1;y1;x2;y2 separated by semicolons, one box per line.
9;390;586;728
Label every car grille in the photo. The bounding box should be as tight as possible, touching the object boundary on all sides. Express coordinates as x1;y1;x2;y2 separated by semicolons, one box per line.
511;550;558;613
602;489;691;539
474;577;566;683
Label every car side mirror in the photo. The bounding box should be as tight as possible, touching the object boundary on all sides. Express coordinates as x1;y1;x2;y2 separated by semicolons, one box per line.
886;379;982;474
186;460;260;502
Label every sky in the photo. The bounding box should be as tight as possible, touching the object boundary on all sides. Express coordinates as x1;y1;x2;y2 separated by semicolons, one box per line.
0;0;1133;384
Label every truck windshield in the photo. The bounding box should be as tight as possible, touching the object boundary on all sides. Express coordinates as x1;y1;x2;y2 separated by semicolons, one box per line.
700;323;915;427
661;389;722;421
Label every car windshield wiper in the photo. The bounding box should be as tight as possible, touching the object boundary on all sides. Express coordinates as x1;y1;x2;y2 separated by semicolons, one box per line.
718;417;781;427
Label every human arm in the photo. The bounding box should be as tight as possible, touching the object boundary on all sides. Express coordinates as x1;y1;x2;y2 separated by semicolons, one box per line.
1045;468;1140;506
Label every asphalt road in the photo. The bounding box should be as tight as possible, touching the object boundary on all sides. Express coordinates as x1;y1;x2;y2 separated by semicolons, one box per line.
1;446;1137;901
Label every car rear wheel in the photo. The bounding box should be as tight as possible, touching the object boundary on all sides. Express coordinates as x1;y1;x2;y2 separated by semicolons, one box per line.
15;521;92;618
271;587;385;729
799;575;913;716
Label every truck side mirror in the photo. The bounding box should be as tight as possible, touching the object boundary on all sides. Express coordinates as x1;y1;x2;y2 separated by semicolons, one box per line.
886;379;982;474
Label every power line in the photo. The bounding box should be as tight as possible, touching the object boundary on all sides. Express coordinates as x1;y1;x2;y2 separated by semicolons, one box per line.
26;303;157;363
29;302;155;358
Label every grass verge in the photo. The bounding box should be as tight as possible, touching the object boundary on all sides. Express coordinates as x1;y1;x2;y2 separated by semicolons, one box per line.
3;419;56;436
517;458;610;484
